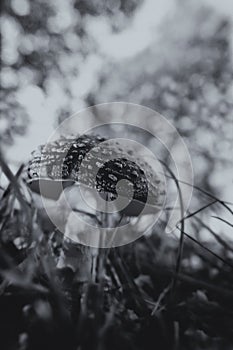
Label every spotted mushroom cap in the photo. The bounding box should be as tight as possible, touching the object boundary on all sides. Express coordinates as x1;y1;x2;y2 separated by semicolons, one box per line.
26;134;165;215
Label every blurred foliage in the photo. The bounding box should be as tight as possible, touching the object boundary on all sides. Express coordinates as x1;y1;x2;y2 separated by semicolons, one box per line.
87;2;233;194
0;0;143;144
0;91;28;145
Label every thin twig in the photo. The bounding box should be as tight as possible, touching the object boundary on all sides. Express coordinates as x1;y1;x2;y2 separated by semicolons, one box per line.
194;216;233;253
211;216;233;228
183;200;217;221
162;173;233;215
176;226;233;269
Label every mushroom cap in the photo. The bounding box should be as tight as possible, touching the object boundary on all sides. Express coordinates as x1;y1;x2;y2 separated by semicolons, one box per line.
26;134;165;216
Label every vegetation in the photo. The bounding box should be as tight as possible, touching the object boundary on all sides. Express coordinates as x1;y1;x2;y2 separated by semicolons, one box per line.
0;151;233;349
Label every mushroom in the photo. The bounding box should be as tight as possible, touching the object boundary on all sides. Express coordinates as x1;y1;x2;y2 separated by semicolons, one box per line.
26;134;165;280
27;134;164;214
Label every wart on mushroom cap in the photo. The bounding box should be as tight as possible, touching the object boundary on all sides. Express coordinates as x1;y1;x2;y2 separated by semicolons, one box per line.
26;134;165;216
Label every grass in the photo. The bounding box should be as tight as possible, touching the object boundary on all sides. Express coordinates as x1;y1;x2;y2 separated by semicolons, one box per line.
0;154;233;350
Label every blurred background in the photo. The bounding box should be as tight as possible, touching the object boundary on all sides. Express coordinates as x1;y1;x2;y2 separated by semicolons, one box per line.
1;2;233;349
0;0;233;233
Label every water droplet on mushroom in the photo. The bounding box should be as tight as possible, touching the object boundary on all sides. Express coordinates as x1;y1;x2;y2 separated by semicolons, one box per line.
131;170;139;178
108;174;118;182
96;161;102;168
115;161;123;169
102;149;110;155
78;142;86;148
135;183;142;190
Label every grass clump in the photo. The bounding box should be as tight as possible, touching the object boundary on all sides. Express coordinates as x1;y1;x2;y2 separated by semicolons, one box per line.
0;157;233;350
